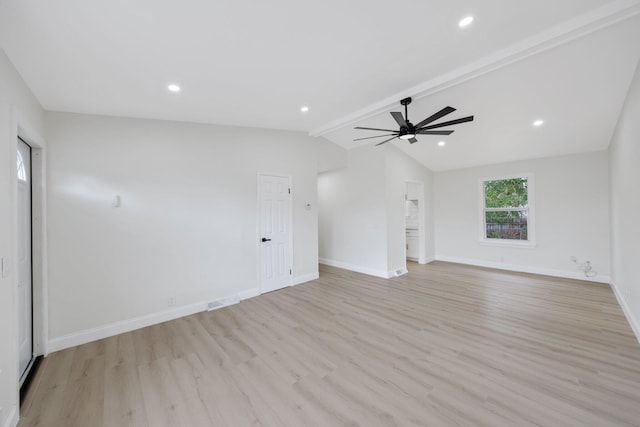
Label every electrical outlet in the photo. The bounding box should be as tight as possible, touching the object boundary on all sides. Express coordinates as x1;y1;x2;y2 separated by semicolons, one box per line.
570;256;577;262
168;297;176;307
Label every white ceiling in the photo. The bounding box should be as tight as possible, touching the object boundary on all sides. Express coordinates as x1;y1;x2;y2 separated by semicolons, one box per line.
1;0;639;170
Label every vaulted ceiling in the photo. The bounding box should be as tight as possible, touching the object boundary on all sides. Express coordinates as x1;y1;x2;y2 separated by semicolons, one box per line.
1;0;639;170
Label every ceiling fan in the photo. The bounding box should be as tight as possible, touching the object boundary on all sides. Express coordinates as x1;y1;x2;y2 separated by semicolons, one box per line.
354;97;474;146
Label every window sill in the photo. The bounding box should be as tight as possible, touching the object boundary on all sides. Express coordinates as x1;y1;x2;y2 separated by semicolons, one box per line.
479;239;537;249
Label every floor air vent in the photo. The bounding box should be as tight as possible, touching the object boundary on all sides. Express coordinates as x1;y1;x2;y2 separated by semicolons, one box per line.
394;268;408;277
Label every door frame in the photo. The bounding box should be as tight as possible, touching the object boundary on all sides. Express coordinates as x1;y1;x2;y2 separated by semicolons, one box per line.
256;172;293;294
11;109;48;385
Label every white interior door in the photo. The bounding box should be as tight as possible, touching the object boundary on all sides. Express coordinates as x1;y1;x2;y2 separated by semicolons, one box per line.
258;174;292;293
17;138;33;381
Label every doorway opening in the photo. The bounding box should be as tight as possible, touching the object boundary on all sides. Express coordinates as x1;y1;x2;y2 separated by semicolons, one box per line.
404;181;426;268
17;137;33;386
15;122;47;408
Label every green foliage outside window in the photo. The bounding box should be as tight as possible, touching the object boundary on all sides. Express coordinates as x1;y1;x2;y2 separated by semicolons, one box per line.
484;178;528;209
483;177;529;240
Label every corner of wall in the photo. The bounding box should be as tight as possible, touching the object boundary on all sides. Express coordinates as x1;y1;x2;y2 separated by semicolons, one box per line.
2;404;18;427
317;137;348;173
610;279;640;345
292;272;319;286
319;258;392;279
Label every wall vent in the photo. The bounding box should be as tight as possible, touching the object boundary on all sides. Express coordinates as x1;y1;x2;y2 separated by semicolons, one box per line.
207;295;240;311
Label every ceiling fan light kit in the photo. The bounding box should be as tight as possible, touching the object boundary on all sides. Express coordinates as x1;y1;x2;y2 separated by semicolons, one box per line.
354;97;474;146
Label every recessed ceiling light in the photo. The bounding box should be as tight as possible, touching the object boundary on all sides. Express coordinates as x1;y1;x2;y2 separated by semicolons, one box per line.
459;16;474;28
167;84;181;93
438;141;446;147
533;119;544;127
300;106;309;113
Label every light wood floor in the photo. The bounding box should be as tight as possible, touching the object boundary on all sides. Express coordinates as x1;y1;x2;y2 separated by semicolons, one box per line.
19;262;640;427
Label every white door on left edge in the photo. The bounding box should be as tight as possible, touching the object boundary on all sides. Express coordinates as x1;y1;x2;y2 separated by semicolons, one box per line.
17;138;33;380
258;174;292;293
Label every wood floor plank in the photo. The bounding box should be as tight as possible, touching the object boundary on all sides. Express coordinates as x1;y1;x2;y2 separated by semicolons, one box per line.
103;362;148;427
137;357;198;427
57;354;105;427
19;261;640;426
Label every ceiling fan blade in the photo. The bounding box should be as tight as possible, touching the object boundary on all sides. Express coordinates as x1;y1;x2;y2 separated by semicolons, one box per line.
390;111;408;127
420;115;474;130
408;138;418;144
375;136;398;146
354;126;397;132
416;130;454;135
415;106;456;128
353;133;397;142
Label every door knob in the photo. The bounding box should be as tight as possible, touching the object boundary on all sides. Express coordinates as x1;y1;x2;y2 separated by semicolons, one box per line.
261;237;271;242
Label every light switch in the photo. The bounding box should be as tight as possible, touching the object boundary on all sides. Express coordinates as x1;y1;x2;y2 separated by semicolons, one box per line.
1;257;9;278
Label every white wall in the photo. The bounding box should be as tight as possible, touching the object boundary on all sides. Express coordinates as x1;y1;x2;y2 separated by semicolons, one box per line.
318;145;388;276
317;137;347;173
318;144;434;277
609;60;640;340
434;151;610;281
45;112;320;348
0;50;45;427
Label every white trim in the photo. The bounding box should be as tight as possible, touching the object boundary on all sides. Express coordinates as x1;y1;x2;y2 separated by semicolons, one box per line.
309;0;640;137
4;405;18;427
435;255;611;284
47;289;259;353
609;279;640;345
292;272;319;286
419;256;436;265
319;258;392;279
479;240;538;249
238;287;260;300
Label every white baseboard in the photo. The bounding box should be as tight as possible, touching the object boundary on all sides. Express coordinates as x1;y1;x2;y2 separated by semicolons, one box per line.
292;272;319;286
48;288;260;353
434;255;611;284
419;256;436;265
238;287;260;300
432;256;640;342
609;279;640;345
4;405;17;427
319;258;392;279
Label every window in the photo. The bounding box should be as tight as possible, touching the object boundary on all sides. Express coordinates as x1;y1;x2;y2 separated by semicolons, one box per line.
17;149;26;182
480;175;534;246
